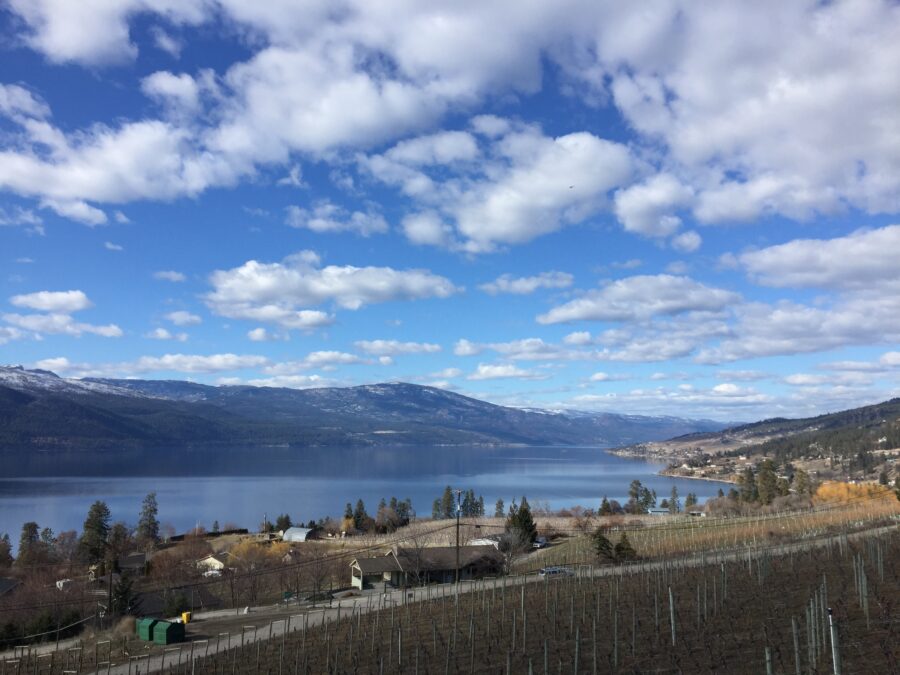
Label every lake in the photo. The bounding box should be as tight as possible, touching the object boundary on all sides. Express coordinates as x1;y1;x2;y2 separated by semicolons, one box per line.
0;446;727;546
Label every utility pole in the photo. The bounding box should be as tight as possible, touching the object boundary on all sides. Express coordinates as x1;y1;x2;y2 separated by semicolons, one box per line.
455;489;462;584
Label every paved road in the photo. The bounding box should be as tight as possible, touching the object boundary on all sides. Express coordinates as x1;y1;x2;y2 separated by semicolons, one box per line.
79;522;897;674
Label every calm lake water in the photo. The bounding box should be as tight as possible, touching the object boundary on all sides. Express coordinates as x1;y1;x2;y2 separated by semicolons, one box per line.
0;446;727;546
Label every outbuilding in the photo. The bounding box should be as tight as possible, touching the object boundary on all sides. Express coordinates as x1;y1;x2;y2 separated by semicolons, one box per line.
281;527;314;543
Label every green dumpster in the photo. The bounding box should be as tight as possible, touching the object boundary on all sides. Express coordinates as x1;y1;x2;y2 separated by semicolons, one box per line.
136;618;158;642
152;620;185;645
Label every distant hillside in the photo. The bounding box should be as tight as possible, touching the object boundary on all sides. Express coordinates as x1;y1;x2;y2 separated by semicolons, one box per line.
0;366;724;451
616;397;900;461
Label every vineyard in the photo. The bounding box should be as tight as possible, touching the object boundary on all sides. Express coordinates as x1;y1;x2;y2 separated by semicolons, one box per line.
2;520;897;674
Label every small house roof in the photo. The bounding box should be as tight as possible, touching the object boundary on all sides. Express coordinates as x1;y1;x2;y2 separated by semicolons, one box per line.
395;545;502;572
353;555;402;575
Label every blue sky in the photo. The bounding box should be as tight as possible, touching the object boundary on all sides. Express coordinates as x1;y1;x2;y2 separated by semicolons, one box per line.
2;0;900;421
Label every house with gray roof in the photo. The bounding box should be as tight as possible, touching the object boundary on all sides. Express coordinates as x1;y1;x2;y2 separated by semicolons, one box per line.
350;545;502;590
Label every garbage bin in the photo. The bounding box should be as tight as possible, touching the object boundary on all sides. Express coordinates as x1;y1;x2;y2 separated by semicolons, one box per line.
181;611;192;624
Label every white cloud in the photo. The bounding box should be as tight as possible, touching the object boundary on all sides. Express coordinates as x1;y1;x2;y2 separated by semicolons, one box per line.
150;26;182;58
385;130;479;166
277;165;306;187
613;173;693;238
0;83;50;119
130;353;267;374
165;310;202;326
453;339;483;356
563;331;592;346
354;340;441;356
3;312;122;337
247;327;269;342
153;270;186;282
0;326;25;345
205;251;459;328
479;272;573;295
41;199;107;226
145;327;188;341
671;230;701;253
104;241;123;251
467;363;544;381
0;206;43;230
738;225;900;290
141;71;200;116
401;212;454;247
285;202;388;236
10;289;92;313
537;275;738;324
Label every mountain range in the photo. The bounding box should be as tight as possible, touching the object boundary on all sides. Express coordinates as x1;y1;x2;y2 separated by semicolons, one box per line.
0;365;725;451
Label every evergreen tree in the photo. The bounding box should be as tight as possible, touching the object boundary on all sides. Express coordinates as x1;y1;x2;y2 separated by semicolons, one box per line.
659;499;669;509
0;534;12;569
794;468;813;496
461;490;473;517
477;496;485;517
353;499;367;530
275;514;292;532
494;498;505;518
432;499;442;520
878;470;889;485
80;500;111;563
739;466;758;502
684;493;697;509
717;488;725;498
440;486;455;519
505;496;537;544
212;520;220;534
16;522;40;566
136;492;160;549
775;476;791;497
110;573;141;616
668;486;681;514
599;496;612;515
592;527;614;561
344;503;354;520
727;488;740;501
614;532;636;560
756;460;778;505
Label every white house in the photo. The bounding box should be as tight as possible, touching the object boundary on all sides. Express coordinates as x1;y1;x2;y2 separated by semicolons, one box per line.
196;553;229;572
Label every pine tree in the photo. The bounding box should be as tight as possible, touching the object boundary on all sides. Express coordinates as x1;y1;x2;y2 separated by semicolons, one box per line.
599;496;612;515
506;496;537;544
353;499;367;530
440;486;455;519
111;573;141;616
136;492;160;549
739;466;758;502
592;527;614;561
477;495;485;517
494;498;505;518
80;500;111;563
614;532;636;560
432;499;442;520
668;486;681;514
0;534;12;568
212;520;220;534
16;522;40;566
684;493;697;509
275;514;292;532
756;460;777;505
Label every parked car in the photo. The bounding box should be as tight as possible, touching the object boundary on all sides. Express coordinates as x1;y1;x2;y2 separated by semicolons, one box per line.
538;566;574;578
533;536;548;549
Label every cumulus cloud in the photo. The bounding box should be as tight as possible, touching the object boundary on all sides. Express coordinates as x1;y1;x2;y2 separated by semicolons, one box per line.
4;312;122;337
145;327;188;341
479;272;573;295
354;340;441;356
205;251;458;328
453;339;482;356
285;202;388;236
613;173;693;238
10;290;92;313
738;225;900;290
40;352;268;378
563;331;592;346
467;363;544;381
154;270;186;282
104;241;123;251
537;275;738;324
165;310;201;326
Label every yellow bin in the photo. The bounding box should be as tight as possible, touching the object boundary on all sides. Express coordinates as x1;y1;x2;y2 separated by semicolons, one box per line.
181;611;191;624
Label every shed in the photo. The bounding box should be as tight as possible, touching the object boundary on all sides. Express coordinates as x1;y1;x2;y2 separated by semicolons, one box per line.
282;527;313;543
152;620;185;645
647;508;669;516
350;554;401;590
136;618;158;641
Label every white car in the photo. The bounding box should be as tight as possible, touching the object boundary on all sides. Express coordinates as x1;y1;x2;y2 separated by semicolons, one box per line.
538;566;574;578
